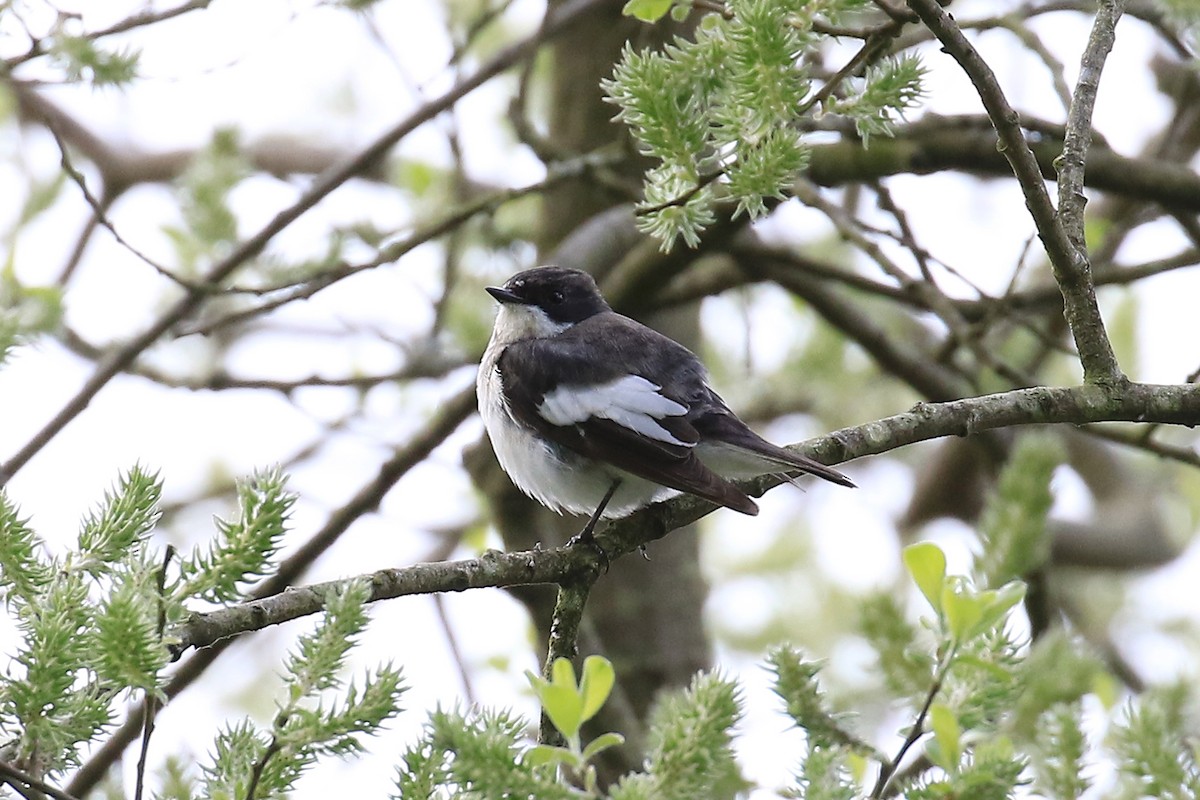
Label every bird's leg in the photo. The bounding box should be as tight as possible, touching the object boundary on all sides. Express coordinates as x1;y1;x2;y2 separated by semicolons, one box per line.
567;479;620;559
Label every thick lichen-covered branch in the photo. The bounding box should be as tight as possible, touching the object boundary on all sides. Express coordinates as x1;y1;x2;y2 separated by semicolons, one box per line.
171;381;1200;655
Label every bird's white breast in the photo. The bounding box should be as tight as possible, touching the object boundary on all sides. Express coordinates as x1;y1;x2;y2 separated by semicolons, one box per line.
477;343;672;517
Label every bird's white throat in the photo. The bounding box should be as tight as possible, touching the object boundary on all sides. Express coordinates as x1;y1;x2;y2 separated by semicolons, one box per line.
487;303;570;347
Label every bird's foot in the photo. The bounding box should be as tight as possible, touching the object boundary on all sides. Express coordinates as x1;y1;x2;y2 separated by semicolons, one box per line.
567;524;609;572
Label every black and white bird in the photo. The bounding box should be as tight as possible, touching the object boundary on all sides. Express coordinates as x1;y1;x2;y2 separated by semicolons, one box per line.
477;266;855;541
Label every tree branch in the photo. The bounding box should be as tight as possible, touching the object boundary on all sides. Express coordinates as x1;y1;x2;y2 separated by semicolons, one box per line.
901;0;1125;384
805;121;1200;211
167;381;1200;655
0;761;82;800
1056;0;1129;375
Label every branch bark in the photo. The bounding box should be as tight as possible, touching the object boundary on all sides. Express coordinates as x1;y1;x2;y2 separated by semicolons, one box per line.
1056;0;1129;380
169;380;1200;655
805;120;1200;211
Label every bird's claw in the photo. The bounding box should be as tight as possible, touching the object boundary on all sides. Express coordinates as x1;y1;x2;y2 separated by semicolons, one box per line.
567;528;610;572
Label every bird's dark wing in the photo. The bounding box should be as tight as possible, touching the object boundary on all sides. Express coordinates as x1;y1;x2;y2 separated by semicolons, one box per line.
691;405;856;488
496;314;758;514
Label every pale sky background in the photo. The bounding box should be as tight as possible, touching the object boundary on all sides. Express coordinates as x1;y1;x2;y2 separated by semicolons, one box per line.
1;0;1199;797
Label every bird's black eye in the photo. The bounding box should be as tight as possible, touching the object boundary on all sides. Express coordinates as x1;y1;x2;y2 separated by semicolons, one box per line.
549;290;564;304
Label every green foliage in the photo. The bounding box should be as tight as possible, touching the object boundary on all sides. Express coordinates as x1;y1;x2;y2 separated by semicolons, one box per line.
786;743;855;800
3;568;110;774
162;128;249;272
768;647;867;800
623;0;677;22
201;720;274;800
77;464;163;574
828;56;926;144
3;462;1199;797
526;655;624;792
0;465;311;783
1030;701;1089;799
0;467;175;774
199;579;406;799
767;645;874;755
0;490;51;603
93;553;171;695
608;0;926;248
1012;630;1103;733
904;539;947;613
0;265;64;366
975;435;1062;588
1110;683;1200;799
392;706;579;800
611;672;744;800
175;466;294;603
48;34;140;86
908;735;1027;800
858;592;935;699
283;580;373;702
23;170;68;221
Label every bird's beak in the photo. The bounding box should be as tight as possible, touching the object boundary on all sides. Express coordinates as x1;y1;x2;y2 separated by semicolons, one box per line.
486;286;527;305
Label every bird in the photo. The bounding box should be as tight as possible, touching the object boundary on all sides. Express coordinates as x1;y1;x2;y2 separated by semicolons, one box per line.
477;266;855;543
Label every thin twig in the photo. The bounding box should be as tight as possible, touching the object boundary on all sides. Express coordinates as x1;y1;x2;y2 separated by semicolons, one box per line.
178;150;619;338
245;734;283;800
0;761;83;800
870;649;955;798
47;124;197;292
4;0;213;69
134;546;174;800
54;205;102;286
798;25;903;117
86;0;213;39
433;592;478;706
1055;0;1128;377
996;19;1073;112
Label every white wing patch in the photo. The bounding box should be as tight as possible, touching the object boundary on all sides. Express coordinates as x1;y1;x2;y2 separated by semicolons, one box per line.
538;375;691;446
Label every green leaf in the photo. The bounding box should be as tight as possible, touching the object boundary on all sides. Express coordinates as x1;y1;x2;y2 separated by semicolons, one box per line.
971;581;1026;637
928;703;962;772
524;743;576;769
541;683;584;739
527;660;587;739
903;542;947;614
941;577;983;641
579;655;615;723
551;657;577;689
581;731;625;762
623;0;674;22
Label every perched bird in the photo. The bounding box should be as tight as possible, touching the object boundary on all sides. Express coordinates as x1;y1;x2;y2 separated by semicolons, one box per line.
477;266;854;541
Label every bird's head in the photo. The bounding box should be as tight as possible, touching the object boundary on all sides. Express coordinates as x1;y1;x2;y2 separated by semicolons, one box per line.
485;266;610;342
